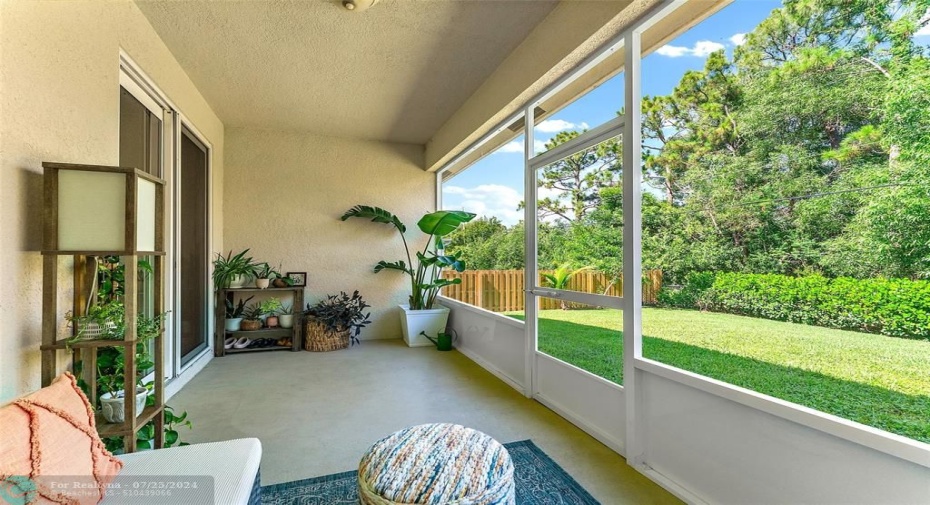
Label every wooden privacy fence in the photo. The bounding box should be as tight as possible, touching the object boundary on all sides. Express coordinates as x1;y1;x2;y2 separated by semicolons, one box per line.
441;269;662;312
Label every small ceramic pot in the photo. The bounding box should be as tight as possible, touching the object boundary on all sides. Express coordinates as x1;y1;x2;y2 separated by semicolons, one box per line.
100;387;148;424
225;317;243;331
279;314;294;329
255;278;271;289
265;316;279;328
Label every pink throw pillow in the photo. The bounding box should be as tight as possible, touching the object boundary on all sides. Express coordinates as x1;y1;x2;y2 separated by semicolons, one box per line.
0;372;124;504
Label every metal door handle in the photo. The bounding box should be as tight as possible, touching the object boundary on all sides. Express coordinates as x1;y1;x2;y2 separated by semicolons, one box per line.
529;289;561;298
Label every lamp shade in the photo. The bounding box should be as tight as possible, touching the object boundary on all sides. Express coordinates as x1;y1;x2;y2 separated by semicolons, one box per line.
43;162;165;255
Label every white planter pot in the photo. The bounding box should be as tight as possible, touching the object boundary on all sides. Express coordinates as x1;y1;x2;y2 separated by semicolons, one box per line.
399;304;450;347
100;387;148;424
225;317;243;331
279;314;294;329
255;278;270;289
228;274;250;288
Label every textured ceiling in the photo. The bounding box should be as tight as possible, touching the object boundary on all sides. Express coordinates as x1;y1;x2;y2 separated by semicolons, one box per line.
136;0;559;144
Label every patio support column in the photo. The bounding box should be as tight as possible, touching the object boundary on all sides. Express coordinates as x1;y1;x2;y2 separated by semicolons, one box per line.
622;28;644;467
523;105;538;399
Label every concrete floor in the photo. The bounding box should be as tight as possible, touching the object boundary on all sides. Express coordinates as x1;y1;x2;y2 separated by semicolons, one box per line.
169;339;680;504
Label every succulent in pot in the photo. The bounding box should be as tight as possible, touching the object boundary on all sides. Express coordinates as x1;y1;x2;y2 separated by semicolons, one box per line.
278;303;295;329
259;298;284;328
213;249;258;289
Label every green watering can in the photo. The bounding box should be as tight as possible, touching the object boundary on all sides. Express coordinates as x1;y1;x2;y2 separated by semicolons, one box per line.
419;328;458;351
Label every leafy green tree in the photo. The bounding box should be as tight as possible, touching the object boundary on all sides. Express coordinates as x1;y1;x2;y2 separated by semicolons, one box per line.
451;0;930;288
643;51;743;204
444;217;507;270
523;130;622;222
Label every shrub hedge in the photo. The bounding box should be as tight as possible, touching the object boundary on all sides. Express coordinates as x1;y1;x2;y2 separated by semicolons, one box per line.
656;272;716;309
658;272;930;341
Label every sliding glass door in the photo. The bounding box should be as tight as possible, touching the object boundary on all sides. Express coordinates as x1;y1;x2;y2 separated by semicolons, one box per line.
178;127;210;365
120;63;213;382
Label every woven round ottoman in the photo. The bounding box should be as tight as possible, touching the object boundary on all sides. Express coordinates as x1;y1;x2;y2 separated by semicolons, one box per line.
358;423;515;505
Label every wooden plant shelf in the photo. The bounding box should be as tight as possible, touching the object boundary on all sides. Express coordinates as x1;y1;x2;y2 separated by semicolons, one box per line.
226;328;292;338
41;250;167;256
41;337;137;351
224;287;302;292
224;345;293;354
40;162;168;454
214;287;304;356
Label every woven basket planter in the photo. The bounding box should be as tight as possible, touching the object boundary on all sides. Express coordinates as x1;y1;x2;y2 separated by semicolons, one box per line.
241;319;262;331
304;318;349;352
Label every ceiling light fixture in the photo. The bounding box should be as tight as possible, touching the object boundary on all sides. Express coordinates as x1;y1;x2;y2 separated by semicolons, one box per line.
342;0;380;12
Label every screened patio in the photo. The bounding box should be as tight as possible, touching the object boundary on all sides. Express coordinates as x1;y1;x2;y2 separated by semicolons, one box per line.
2;0;928;504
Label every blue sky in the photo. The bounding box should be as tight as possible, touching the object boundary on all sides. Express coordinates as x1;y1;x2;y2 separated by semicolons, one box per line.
441;0;784;225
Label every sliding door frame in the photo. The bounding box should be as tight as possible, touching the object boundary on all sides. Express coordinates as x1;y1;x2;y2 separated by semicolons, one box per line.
175;117;214;373
119;50;215;389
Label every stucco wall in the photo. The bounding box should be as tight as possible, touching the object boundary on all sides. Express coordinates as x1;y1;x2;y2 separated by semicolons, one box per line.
224;128;430;341
0;0;225;402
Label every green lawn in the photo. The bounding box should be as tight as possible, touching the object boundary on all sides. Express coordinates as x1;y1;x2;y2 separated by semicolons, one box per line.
508;308;930;443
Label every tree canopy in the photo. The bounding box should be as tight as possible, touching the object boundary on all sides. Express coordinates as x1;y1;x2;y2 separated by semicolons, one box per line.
448;0;930;282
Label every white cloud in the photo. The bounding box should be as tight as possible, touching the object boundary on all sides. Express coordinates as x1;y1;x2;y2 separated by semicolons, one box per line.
496;139;549;154
656;40;725;58
536;119;590;133
730;33;747;46
656;45;689;57
443;184;524;225
692;40;726;56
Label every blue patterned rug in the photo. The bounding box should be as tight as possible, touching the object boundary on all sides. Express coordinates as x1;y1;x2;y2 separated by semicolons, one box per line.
261;440;600;504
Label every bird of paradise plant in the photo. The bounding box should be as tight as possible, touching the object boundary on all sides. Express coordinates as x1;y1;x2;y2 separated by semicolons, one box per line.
340;205;476;310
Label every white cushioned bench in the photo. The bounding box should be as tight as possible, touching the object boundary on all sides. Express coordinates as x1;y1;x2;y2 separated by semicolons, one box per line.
113;438;262;505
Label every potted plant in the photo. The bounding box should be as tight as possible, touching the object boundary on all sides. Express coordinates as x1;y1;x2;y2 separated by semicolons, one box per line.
241;303;262;331
70;257;193;443
224;295;253;331
272;265;295;288
253;262;274;289
67;299;123;341
259;297;284;328
303;291;371;351
95;311;166;423
98;362;149;424
341;206;474;346
279;303;295;329
212;249;257;289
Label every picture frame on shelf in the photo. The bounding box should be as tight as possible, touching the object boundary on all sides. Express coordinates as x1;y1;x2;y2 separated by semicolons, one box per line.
286;272;307;287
